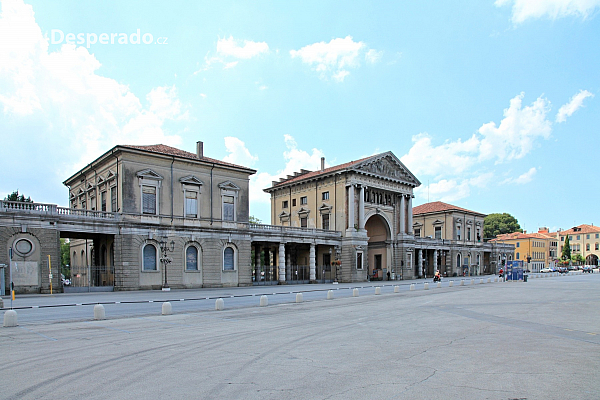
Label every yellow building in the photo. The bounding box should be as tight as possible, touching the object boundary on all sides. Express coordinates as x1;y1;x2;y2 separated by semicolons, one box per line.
492;231;550;272
558;224;600;266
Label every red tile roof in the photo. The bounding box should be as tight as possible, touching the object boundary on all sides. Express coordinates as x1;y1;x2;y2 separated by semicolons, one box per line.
558;224;600;235
491;231;551;241
122;144;256;172
412;201;485;216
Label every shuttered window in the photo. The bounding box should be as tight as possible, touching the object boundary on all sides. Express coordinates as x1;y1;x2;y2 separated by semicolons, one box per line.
142;186;156;214
224;247;234;270
185;191;198;217
223;195;234;221
143;244;157;270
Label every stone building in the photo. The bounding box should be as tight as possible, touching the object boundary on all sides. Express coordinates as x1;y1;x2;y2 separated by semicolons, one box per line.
263;152;422;281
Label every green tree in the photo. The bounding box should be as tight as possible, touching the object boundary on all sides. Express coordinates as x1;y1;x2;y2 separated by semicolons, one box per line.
4;190;33;203
60;239;71;278
249;215;262;224
572;253;584;265
483;213;523;239
562;235;571;261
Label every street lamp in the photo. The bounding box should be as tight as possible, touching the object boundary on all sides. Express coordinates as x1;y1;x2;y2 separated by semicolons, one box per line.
159;237;175;291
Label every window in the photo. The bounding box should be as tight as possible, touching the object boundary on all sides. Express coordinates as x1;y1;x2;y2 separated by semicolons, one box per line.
14;238;34;257
322;191;329;200
301;217;308;228
414;228;421;237
467;227;471;241
517;242;520;247
356;252;363;269
186;246;199;271
577;235;580;240
292;199;296;207
185;191;198;218
561;237;564;241
586;243;590;251
456;226;461;241
322;214;330;230
110;187;117;212
223;195;234;221
223;247;235;271
596;234;599;239
142;186;157;215
587;234;590;239
300;196;307;205
596;243;599;250
282;200;288;209
435;226;442;239
516;252;520;259
101;191;107;212
143;244;157;271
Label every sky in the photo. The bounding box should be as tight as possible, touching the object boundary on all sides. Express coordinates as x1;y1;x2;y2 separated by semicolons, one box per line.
0;0;598;234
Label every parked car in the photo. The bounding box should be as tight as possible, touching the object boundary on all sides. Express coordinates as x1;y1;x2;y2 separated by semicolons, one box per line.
558;267;568;274
540;267;552;273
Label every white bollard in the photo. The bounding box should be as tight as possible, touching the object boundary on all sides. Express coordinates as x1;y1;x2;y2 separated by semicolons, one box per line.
327;290;334;300
424;282;429;290
479;279;483;284
0;298;3;308
487;278;491;283
215;298;224;311
460;280;465;286
437;282;441;288
375;287;381;295
161;302;172;315
94;304;105;320
260;295;268;306
353;288;359;297
470;279;474;285
296;293;303;303
410;284;415;291
394;286;399;293
494;277;498;282
3;310;18;327
449;280;454;287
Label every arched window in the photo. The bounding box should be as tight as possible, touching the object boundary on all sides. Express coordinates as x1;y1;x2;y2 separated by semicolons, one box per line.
81;250;86;266
456;254;461;268
143;244;157;271
72;251;77;266
186;246;199;271
223;247;235;271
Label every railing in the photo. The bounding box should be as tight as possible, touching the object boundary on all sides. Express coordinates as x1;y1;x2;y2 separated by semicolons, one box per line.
0;201;118;220
249;223;342;237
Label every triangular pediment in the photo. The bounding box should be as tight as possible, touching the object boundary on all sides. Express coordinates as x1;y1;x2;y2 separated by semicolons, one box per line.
77;188;84;196
97;176;105;185
433;219;444;225
86;182;95;192
297;207;310;216
179;175;204;185
353;152;420;187
319;203;332;214
218;181;240;191
106;170;116;180
278;210;290;218
136;169;163;180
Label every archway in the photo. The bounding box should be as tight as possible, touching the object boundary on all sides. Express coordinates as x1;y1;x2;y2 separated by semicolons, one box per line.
586;254;598;266
365;214;391;280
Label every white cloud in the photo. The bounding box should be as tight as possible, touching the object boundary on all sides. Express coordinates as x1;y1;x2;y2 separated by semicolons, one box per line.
222;137;258;167
216;36;269;59
290;36;381;82
556;89;594;122
0;0;185;202
495;0;600;23
478;93;552;162
415;173;494;203
249;135;326;205
502;167;537;185
199;36;268;71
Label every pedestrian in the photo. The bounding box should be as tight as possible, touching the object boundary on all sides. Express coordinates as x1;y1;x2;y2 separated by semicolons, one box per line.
387;271;391;280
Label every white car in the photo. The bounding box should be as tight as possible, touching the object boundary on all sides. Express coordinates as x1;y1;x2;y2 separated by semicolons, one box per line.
540;267;552;273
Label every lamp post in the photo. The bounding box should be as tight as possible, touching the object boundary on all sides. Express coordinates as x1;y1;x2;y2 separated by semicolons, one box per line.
159;237;175;291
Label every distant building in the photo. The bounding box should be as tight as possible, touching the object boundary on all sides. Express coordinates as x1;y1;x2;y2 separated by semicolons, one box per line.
491;230;551;272
557;225;600;265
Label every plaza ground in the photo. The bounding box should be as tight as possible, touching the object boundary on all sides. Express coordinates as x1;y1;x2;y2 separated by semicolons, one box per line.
1;273;599;399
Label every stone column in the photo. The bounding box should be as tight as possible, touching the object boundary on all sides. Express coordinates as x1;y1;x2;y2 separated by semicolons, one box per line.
418;249;423;278
309;243;316;281
347;185;355;230
434;249;438;271
278;243;286;283
254;245;261;283
408;195;413;235
399;195;406;235
358;185;365;230
286;251;291;281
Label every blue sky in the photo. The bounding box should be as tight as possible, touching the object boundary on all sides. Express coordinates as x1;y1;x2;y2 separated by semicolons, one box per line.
1;0;598;234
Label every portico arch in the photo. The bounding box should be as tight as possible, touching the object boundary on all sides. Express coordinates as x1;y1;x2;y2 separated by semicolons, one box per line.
586;254;598;266
365;214;391;280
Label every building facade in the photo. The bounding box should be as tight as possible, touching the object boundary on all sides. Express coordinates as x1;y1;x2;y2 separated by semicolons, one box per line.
557;225;600;265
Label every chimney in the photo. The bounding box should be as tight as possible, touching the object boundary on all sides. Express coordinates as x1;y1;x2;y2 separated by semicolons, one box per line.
321;157;325;171
196;141;203;158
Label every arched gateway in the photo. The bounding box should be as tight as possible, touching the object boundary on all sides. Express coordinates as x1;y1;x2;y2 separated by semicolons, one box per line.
365;214;391;280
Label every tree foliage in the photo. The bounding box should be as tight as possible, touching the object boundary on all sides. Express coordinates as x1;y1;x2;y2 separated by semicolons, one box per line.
4;190;33;203
60;239;71;278
249;215;262;224
483;213;523;239
561;235;571;261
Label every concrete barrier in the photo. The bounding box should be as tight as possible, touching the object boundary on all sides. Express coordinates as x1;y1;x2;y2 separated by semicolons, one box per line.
353;288;359;297
437;282;441;288
327;290;334;300
3;310;17;327
162;302;172;315
94;304;105;320
394;286;399;293
410;284;415;291
424;283;429;290
260;295;268;306
296;293;303;303
215;298;224;311
449;280;453;287
375;287;381;295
